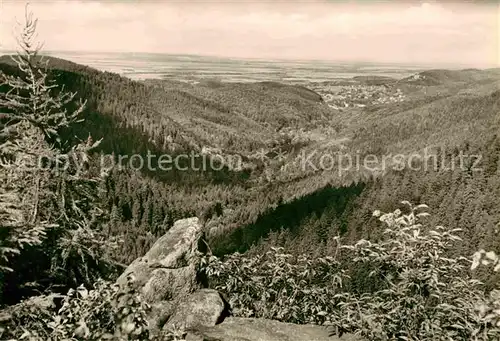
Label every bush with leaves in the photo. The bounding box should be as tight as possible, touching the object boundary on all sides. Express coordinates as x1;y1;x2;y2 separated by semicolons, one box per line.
50;276;150;340
0;275;150;341
329;202;496;340
0;291;58;340
471;250;500;336
202;202;500;341
202;246;347;324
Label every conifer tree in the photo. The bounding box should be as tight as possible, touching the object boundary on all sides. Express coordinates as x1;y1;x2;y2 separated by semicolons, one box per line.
0;5;116;301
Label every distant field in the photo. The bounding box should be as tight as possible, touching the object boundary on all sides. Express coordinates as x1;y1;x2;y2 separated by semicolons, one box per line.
31;51;427;83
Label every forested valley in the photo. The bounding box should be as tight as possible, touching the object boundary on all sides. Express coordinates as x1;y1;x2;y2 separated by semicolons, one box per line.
1;10;500;341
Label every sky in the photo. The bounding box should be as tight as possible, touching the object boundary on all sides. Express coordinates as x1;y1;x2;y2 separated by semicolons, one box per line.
0;1;498;67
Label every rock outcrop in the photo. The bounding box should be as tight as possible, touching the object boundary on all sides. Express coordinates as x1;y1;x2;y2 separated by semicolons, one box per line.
185;317;358;341
117;217;357;341
164;289;227;331
117;217;204;329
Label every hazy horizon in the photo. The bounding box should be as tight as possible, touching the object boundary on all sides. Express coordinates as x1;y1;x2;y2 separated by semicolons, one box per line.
0;1;498;67
0;49;487;70
0;49;495;69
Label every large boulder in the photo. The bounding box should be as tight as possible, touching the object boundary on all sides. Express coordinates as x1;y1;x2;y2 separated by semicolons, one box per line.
116;217;356;341
185;317;359;341
164;289;227;331
117;217;203;329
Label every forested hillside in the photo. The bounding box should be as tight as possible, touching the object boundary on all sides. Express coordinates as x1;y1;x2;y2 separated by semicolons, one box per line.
1;9;500;340
1;54;498;270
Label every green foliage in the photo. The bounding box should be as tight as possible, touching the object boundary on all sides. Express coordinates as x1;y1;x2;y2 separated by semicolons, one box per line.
203;202;500;341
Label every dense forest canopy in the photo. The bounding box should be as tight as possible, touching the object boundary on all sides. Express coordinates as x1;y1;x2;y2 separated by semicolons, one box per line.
1;46;499;264
0;8;500;340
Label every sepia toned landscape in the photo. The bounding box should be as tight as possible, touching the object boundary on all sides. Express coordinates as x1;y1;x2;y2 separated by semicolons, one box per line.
0;1;499;340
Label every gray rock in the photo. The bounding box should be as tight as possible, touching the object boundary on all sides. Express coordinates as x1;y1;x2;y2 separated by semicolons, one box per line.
141;264;198;302
164;289;226;331
186;317;359;341
117;217;203;329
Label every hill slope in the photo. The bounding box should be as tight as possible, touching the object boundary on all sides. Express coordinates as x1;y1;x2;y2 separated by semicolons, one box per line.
1;55;499;268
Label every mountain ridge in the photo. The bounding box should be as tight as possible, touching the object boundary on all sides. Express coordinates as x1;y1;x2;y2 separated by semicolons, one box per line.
1;54;498;266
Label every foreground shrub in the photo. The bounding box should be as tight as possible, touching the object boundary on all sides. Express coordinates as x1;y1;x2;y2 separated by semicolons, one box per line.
472;250;500;335
203;202;500;340
0;276;150;340
202;247;346;324
332;202;495;340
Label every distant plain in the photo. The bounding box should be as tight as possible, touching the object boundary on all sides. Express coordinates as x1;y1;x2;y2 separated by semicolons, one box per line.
38;51;430;83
